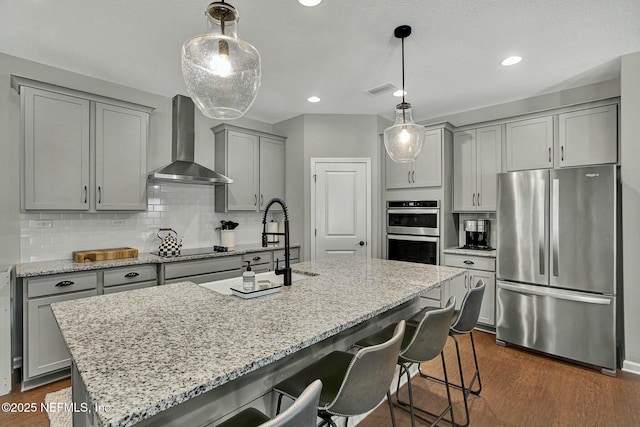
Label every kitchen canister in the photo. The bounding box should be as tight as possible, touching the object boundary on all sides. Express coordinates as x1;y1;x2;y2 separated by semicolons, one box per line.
267;221;279;243
220;230;235;248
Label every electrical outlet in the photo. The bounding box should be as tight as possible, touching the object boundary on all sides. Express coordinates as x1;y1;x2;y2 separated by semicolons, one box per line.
111;219;125;226
30;220;52;228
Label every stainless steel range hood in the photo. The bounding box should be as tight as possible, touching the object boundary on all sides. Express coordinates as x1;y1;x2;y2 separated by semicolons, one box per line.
148;95;233;185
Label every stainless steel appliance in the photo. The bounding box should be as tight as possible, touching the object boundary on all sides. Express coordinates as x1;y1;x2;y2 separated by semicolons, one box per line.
387;201;440;265
496;165;618;374
463;219;491;249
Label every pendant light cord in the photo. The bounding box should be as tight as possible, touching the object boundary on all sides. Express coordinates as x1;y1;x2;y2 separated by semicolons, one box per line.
401;36;406;123
401;36;406;105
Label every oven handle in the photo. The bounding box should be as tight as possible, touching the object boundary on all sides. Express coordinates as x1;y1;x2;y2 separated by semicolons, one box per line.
387;208;440;215
387;234;440;243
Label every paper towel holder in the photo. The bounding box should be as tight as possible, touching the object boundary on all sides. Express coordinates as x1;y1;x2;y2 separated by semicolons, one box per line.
267;220;279;244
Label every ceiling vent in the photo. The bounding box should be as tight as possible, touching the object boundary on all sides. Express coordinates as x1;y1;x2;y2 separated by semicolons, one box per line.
364;82;398;97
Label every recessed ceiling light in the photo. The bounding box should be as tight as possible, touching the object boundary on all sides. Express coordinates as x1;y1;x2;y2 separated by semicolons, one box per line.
307;96;320;103
299;0;322;6
393;90;407;97
501;56;522;66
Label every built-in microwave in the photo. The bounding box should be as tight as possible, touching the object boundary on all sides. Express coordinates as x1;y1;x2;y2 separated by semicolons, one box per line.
386;201;440;265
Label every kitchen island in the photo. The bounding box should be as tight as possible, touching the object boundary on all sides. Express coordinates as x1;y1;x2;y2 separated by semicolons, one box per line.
51;257;465;427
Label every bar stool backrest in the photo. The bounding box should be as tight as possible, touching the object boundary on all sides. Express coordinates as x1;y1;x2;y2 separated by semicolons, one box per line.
322;320;405;417
263;379;322;427
400;296;456;364
451;279;486;334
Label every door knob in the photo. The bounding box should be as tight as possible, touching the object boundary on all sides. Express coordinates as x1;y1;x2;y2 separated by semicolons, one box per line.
358;241;365;246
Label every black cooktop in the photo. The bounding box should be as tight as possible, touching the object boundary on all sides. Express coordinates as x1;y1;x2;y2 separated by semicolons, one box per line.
152;246;230;258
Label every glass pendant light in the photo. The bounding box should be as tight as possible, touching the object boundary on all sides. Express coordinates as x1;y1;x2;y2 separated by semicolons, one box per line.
383;25;426;163
182;1;261;119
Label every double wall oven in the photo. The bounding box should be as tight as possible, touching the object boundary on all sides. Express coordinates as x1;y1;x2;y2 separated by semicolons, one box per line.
386;200;440;265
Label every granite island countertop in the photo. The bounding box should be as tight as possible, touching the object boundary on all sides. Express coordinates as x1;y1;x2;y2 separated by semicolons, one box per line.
51;257;465;427
15;243;301;277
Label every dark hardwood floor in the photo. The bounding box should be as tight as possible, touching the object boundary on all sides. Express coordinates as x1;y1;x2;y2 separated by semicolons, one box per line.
361;331;640;427
2;331;639;427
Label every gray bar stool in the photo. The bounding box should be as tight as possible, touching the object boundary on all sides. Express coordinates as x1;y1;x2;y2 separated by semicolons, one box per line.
417;279;486;427
273;321;406;427
355;296;457;427
216;379;322;427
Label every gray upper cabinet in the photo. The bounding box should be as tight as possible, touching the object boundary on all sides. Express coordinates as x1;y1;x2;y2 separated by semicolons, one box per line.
505;116;554;171
558;105;617;168
15;77;153;211
95;103;148;210
22;87;91;210
259;137;285;210
453;125;501;212
385;128;443;189
214;124;286;212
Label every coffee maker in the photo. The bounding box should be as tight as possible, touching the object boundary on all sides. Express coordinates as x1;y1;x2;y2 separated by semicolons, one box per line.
463;219;491;249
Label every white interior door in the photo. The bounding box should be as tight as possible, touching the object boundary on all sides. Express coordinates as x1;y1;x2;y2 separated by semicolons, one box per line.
312;160;370;260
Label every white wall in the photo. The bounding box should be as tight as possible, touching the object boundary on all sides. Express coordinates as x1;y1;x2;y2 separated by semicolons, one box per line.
273;116;305;258
276;114;382;262
621;51;640;373
0;53;273;263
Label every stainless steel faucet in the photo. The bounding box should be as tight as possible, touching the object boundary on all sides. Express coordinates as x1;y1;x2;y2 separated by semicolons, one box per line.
262;198;292;286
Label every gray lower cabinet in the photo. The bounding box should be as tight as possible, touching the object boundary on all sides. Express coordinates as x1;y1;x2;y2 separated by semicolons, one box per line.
23;271;99;389
163;256;242;284
26;291;96;380
273;247;300;268
444;253;496;327
103;264;158;294
242;251;273;274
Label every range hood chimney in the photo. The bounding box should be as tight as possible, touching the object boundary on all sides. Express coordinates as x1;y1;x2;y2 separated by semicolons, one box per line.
148;95;233;185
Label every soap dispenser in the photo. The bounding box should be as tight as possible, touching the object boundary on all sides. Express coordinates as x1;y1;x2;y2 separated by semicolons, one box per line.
243;261;256;291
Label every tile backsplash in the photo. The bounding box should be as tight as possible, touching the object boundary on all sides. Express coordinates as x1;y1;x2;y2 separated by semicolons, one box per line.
20;183;275;262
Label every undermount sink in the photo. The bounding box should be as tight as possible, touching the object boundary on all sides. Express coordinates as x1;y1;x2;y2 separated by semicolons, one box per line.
199;270;313;295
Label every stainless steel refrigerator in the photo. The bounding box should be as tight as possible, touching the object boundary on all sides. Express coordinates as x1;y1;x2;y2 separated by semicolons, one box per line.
496;164;618;374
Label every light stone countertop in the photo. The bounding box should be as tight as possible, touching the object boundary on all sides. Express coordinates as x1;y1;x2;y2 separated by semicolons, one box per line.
51;257;465;427
14;243;301;278
443;247;497;258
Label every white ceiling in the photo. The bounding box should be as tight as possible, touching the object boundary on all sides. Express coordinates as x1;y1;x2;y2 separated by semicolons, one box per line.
1;0;639;124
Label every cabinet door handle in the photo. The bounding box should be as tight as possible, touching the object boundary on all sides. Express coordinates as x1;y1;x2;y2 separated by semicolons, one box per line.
124;272;140;278
561;146;564;162
548;147;551;162
472;193;476;206
98;186;102;204
55;280;74;287
84;186;87;204
254;194;257;206
408;171;411;183
252;256;261;261
260;194;264;206
463;260;475;265
477;193;481;206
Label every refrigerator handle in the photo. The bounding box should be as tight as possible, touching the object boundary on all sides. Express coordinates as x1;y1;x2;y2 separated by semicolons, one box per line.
538;178;546;275
552;178;560;277
498;282;612;305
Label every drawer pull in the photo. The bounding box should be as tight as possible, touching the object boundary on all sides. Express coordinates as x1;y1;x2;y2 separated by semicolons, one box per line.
463;260;475;265
252;256;261;261
55;280;74;287
124;272;140;278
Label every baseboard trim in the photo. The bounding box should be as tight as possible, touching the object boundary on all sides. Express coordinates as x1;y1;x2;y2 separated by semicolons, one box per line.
622;360;640;375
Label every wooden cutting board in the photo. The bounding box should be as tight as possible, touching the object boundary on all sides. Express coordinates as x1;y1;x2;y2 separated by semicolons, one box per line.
72;247;139;263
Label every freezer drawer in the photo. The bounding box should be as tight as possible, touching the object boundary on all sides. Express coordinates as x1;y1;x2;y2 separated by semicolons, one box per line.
496;281;615;370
